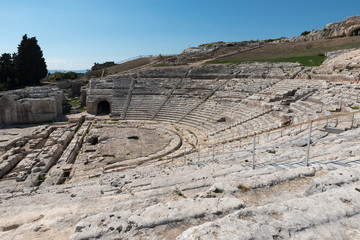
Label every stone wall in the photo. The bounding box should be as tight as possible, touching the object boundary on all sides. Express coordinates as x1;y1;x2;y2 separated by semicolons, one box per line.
0;86;65;124
55;79;84;98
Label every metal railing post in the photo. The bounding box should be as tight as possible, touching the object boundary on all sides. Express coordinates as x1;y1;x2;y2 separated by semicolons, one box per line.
212;144;215;161
184;147;186;166
305;121;313;166
30;173;35;192
197;146;200;162
351;113;355;129
340;98;342;111
252;135;256;169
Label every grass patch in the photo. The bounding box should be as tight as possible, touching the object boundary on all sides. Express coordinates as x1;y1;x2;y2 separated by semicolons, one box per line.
157;158;164;161
189;142;196;149
267;55;327;66
154;63;169;67
206;37;360;67
187;129;197;137
173;131;182;139
350;106;360;110
69;97;80;108
103;121;118;125
207;55;327;66
75;122;83;133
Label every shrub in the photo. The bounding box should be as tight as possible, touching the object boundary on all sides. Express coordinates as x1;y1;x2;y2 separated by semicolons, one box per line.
38;175;46;182
237;184;249;192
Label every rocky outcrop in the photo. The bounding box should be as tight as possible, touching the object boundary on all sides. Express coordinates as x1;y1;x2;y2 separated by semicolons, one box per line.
0;86;65;124
275;15;360;43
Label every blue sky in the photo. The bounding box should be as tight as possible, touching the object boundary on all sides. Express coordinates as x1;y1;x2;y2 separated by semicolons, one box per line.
0;0;359;70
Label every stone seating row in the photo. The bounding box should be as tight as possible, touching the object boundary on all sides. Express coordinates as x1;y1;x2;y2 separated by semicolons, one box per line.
153;96;203;122
289;101;323;124
215;78;280;99
125;95;167;120
110;96;127;116
207;112;281;143
309;82;360;110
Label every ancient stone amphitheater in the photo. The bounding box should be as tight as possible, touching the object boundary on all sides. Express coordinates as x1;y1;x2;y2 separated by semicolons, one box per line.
1;47;360;239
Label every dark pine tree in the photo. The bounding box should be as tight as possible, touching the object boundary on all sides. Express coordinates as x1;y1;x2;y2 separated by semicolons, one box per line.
0;53;16;90
15;34;47;86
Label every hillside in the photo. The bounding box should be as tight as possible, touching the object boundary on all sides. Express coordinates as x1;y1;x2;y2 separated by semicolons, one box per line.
85;16;360;76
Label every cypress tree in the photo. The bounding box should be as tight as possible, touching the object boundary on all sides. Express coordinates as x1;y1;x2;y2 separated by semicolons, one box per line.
0;53;16;90
15;34;47;86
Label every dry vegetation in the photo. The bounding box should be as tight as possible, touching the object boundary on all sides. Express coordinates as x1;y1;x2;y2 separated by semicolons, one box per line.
105;57;154;75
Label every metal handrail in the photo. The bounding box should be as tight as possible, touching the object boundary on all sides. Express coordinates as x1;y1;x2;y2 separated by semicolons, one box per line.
211;110;360;147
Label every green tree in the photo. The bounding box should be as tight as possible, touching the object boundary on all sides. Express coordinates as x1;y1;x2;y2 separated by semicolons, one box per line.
49;71;79;81
0;53;16;90
62;71;78;80
15;34;47;86
49;71;63;81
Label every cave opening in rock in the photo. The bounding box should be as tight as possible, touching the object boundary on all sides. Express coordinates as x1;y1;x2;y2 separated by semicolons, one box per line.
97;101;110;115
352;28;360;36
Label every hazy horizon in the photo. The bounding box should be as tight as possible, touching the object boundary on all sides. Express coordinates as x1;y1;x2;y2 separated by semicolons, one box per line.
48;69;88;74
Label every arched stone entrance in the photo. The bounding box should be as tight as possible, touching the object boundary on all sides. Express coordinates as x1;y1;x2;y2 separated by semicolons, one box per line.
97;100;111;115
